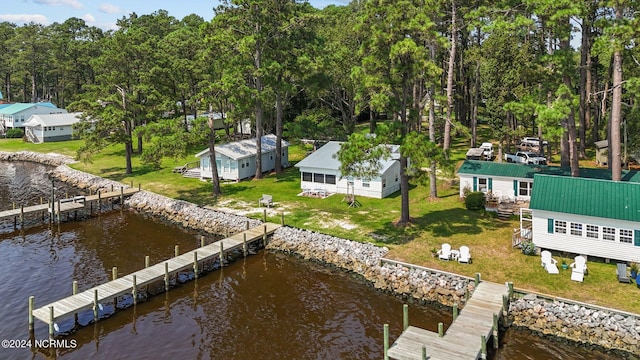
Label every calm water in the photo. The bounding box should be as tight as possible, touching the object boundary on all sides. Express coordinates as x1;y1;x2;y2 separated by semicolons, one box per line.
0;161;627;359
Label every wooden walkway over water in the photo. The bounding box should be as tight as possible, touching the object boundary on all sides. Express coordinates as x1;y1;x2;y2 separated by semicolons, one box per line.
0;187;139;227
387;281;509;360
30;222;281;336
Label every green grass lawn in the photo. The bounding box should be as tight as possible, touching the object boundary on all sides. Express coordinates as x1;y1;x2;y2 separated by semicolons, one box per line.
1;133;639;314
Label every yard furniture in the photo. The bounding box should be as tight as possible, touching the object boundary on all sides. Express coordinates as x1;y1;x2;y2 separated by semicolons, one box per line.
617;263;631;284
570;256;588;282
541;250;559;274
437;243;452;261
259;194;273;208
458;246;471;264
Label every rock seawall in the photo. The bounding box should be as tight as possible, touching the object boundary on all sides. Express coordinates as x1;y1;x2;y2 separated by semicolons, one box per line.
0;151;75;166
509;294;640;354
268;227;473;307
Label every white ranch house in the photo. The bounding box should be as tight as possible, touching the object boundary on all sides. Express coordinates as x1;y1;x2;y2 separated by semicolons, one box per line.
0;102;66;133
527;174;640;263
294;141;401;199
195;134;289;181
456;160;636;202
23;112;83;143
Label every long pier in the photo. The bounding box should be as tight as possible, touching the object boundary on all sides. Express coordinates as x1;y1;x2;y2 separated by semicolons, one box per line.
29;222;281;337
0;187;139;228
387;281;509;360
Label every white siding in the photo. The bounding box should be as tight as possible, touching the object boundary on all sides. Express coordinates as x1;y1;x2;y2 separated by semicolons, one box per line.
458;174;533;201
532;209;640;262
298;165;401;199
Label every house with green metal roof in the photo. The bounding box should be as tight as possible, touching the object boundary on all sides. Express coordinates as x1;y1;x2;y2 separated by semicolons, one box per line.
0;102;66;133
456;160;640;202
528;174;640;262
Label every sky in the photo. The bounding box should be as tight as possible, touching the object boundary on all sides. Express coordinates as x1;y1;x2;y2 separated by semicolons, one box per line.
4;0;349;30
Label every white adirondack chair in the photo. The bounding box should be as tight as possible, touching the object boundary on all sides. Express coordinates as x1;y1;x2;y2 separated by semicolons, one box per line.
570;256;588;282
541;250;559;274
437;243;452;261
458;246;471;264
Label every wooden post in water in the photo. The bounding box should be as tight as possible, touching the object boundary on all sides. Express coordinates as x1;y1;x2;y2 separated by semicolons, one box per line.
120;187;124;212
20;205;23;228
175;245;179;257
502;295;509;317
263;225;267;246
28;296;34;332
164;263;169;291
438;322;443;337
73;281;78;295
57;199;61;224
243;233;247;257
480;335;487;359
98;191;101;215
493;313;499;349
193;252;198;278
49;306;55;339
145;255;150;268
93;289;99;321
132;275;137;305
383;323;389;360
220;242;224;266
453;303;458;321
200;236;205;248
112;267;118;280
403;304;409;330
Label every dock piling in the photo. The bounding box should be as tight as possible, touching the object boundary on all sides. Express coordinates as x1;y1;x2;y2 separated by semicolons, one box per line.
175;245;179;257
481;335;487;359
383;323;389;360
72;281;78;295
193;252;198;278
438;322;443;337
493;313;499;349
132;275;137;305
453;303;458;321
475;273;481;287
49;306;54;338
422;345;426;360
164;263;169;291
263;208;267;222
93;290;99;321
220;242;224;265
263;225;267;246
112;267;118;281
28;296;34;332
403;304;409;330
243;233;247;257
200;236;205;248
145;255;150;268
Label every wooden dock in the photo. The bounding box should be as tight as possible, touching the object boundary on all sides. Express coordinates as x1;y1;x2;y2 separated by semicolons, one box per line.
0;187;139;226
387;281;509;360
30;222;281;336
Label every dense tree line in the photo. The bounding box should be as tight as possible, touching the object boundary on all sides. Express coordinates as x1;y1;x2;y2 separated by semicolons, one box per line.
0;1;638;222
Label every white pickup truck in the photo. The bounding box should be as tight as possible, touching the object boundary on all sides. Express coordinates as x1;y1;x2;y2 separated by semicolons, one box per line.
504;151;547;165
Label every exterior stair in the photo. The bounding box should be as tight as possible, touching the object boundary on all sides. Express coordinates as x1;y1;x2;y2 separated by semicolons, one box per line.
182;169;201;179
497;208;513;220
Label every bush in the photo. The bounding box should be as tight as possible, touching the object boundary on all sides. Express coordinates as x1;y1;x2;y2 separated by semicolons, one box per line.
6;128;24;138
465;191;485;210
521;240;536;256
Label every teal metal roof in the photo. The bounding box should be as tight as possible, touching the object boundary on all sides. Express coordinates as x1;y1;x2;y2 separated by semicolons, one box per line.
457;160;640;182
529;175;640;222
0;102;59;115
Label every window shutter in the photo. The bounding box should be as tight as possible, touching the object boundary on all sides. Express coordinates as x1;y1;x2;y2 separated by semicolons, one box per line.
548;219;554;234
473;177;477;192
513;180;518;196
635;230;640;246
488;178;493;191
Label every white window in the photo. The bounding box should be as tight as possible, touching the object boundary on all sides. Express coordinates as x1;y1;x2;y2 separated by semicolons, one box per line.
620;229;633;244
570;223;582;236
586;225;598;239
554;220;566;234
519;181;533;196
362;181;370;188
478;178;488;192
603;227;615;241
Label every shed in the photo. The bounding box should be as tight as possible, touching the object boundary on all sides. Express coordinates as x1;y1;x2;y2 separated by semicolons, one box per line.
195;134;289;181
528;174;640;262
23;112;83;143
294;141;401;199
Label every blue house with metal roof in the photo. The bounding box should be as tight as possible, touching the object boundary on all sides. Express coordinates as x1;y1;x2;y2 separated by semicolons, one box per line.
529;175;640;262
0;102;66;133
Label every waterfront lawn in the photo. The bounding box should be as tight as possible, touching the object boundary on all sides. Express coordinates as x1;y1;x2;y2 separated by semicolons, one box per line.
2;136;639;314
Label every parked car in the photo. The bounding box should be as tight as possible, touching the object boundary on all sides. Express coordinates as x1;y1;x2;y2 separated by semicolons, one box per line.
521;137;548;147
516;141;542;153
504;151;547;165
479;142;494;160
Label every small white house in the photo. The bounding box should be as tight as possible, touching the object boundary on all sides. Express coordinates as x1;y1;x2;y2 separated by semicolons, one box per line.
294;141;401;199
0;102;67;130
528;174;640;262
195;134;289;181
23;112;83;143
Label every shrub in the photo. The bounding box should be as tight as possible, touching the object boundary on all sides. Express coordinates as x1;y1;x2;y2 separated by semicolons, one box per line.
465;191;485;210
521;240;536;256
6;128;24;138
